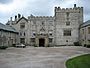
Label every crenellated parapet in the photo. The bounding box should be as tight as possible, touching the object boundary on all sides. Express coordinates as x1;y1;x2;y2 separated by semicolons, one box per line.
28;15;54;20
6;4;83;26
55;4;83;13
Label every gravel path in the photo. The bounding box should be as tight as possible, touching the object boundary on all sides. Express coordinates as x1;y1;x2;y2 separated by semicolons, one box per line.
0;46;90;68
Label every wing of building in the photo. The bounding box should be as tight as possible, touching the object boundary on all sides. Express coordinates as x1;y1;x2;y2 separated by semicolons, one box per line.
6;4;83;47
0;23;18;46
80;20;90;46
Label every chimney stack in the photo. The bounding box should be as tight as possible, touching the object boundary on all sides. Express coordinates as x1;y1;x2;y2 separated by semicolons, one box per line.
74;4;76;8
15;15;17;21
10;17;12;21
18;14;21;18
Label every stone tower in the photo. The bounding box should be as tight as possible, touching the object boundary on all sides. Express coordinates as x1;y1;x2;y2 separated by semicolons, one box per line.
54;4;83;46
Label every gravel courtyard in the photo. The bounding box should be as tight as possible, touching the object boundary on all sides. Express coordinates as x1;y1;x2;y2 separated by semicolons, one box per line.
0;46;90;68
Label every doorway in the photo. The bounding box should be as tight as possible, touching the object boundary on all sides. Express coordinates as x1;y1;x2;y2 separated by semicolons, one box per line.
39;38;45;47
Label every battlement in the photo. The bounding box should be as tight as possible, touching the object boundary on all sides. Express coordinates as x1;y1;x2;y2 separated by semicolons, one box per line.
55;4;83;13
7;4;83;24
28;15;54;20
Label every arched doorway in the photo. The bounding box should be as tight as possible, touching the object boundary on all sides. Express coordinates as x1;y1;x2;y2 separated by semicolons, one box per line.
39;38;45;47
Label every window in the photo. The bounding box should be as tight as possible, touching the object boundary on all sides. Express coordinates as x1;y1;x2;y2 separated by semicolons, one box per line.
24;32;25;36
67;17;69;20
42;21;45;25
66;12;69;17
88;40;90;43
82;29;84;34
31;38;35;42
49;38;53;43
20;32;22;36
20;32;25;36
88;27;90;34
20;23;25;29
63;30;71;36
66;12;70;20
33;33;36;36
49;33;52;36
66;21;70;26
20;38;25;44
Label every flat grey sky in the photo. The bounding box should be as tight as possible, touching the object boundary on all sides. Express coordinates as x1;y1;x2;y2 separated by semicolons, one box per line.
0;0;90;24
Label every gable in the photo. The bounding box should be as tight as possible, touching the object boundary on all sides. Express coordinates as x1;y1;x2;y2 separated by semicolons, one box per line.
16;17;28;24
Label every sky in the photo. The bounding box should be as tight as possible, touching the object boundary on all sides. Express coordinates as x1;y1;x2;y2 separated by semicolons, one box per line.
0;0;90;24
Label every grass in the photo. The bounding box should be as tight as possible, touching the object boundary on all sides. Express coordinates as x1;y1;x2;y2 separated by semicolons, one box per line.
66;54;90;68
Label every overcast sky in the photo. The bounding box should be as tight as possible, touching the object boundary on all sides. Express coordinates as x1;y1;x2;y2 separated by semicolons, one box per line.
0;0;90;24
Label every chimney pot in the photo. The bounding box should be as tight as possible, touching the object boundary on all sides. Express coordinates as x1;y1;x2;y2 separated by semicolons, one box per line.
74;4;76;7
18;14;21;18
10;17;12;21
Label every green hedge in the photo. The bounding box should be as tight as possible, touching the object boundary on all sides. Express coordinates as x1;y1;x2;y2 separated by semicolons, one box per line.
34;44;38;47
74;42;81;46
0;46;8;49
86;45;90;48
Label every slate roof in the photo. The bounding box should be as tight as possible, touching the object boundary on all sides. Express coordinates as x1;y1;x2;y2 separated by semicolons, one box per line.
0;23;18;33
80;20;90;28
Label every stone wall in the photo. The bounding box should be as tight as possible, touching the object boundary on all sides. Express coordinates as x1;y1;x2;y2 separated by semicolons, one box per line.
6;4;83;46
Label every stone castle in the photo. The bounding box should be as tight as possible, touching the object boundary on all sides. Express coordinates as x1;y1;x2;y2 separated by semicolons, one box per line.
6;4;83;47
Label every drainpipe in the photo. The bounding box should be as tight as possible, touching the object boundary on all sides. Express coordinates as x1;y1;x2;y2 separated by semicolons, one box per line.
85;27;86;46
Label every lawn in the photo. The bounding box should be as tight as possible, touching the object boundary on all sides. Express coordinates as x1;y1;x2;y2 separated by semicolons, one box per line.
66;54;90;68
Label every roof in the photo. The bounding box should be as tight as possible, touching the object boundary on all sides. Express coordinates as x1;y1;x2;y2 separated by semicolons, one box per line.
16;16;28;24
0;23;18;33
80;20;90;28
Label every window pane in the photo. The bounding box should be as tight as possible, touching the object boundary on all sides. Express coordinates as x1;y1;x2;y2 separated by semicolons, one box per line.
88;40;90;43
20;38;25;44
24;32;25;36
20;23;25;29
49;38;53;43
88;27;90;34
31;38;35;42
66;21;70;26
82;29;84;34
63;30;71;36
